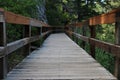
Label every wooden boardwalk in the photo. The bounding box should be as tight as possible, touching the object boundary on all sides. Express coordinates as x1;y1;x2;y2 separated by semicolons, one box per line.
6;33;116;80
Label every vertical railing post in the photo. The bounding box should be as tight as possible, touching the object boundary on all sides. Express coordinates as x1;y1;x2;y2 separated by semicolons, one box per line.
76;27;79;44
82;26;86;49
40;26;42;35
72;27;75;41
114;11;120;79
0;10;7;79
89;26;96;58
23;25;31;56
66;27;70;38
37;27;41;47
36;27;41;35
75;27;78;43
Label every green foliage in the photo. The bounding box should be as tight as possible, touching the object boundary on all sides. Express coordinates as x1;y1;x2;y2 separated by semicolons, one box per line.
0;0;38;18
96;48;115;73
96;24;115;43
7;24;23;43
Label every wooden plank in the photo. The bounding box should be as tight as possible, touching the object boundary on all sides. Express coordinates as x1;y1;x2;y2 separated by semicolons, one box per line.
89;12;115;25
81;25;87;49
1;31;51;55
114;12;120;79
40;21;50;27
4;11;30;25
6;33;116;80
66;20;89;28
23;25;31;56
7;38;30;55
72;32;89;42
0;47;4;57
75;20;89;27
0;10;5;22
89;8;120;25
0;57;4;79
30;19;42;27
0;17;7;79
0;8;49;27
89;26;96;58
6;36;40;55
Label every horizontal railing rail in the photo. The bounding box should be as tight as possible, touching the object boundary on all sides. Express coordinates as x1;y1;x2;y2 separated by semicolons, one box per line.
0;30;52;57
0;8;50;27
65;8;120;79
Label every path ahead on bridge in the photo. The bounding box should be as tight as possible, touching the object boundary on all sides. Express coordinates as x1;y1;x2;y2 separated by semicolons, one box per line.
6;33;116;80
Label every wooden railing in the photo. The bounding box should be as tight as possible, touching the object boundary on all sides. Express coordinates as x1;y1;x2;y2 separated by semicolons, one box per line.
0;8;52;79
65;8;120;79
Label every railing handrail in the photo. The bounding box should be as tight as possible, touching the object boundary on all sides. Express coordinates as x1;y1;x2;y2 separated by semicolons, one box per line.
66;8;120;27
0;8;50;27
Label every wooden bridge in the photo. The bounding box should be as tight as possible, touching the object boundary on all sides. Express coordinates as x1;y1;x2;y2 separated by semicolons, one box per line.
0;8;120;80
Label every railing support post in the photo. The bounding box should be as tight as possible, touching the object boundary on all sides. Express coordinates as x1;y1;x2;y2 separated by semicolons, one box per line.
68;27;72;38
82;26;86;49
89;26;96;58
74;27;78;43
114;12;120;79
23;25;31;56
0;13;7;79
37;27;42;47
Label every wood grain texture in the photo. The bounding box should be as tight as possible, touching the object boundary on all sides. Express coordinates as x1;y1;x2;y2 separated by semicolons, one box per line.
0;8;49;27
5;11;30;25
0;19;7;79
6;33;116;80
89;12;115;25
114;12;120;79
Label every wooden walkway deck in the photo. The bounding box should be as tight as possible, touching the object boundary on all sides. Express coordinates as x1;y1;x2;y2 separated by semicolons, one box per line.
6;33;116;80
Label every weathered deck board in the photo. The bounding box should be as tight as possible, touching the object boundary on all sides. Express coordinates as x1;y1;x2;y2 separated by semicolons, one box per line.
6;33;116;80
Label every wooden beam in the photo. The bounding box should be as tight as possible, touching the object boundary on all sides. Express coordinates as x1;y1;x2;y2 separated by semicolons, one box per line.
72;32;89;42
89;13;115;25
22;25;31;56
76;20;89;27
6;36;42;55
4;11;30;25
89;8;120;26
30;19;42;27
40;21;50;27
0;12;7;79
114;11;120;79
0;47;4;57
81;25;87;49
0;8;49;27
89;26;96;58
